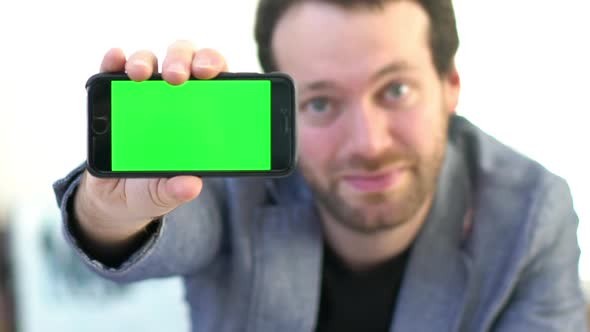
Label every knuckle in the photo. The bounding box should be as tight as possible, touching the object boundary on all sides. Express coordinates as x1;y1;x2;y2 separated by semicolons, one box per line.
148;179;170;209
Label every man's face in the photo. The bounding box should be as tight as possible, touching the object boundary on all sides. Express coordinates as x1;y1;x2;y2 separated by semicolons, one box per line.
272;1;460;233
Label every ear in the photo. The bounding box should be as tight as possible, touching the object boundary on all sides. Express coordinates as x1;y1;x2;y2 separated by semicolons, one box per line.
442;61;461;115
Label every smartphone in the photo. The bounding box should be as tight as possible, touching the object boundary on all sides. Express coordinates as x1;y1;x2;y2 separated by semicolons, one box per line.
86;72;297;178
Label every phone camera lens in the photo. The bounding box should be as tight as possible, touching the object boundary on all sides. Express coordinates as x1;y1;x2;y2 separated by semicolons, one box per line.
92;117;109;135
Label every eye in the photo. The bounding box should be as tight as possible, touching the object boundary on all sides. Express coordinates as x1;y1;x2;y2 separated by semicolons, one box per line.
299;97;340;127
304;97;332;114
383;83;409;101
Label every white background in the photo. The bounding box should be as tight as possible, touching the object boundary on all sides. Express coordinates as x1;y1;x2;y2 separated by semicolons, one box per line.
0;0;589;283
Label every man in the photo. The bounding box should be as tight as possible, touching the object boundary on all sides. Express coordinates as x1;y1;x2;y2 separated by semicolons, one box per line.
53;0;587;331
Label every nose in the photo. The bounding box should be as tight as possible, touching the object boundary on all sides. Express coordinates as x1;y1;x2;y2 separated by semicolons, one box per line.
345;101;393;159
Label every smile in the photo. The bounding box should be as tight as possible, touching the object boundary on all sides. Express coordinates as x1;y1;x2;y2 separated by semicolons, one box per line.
341;167;407;193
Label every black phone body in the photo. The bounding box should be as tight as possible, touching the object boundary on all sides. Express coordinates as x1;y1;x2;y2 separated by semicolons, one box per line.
86;72;297;178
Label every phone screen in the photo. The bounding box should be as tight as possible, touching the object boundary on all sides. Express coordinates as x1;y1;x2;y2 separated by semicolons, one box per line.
111;80;271;171
87;72;296;177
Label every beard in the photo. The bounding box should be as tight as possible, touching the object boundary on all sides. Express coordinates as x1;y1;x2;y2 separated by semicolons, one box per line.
299;117;449;235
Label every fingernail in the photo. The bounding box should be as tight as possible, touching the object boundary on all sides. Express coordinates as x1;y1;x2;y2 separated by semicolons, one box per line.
129;59;151;70
167;63;188;76
194;56;217;69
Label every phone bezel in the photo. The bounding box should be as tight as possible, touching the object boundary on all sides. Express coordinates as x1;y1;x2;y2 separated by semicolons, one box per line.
86;72;297;178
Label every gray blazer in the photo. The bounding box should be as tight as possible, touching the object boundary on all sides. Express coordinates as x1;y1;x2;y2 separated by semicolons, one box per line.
53;115;587;331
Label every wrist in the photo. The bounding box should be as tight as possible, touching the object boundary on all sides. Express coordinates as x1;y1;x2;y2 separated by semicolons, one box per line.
73;185;150;245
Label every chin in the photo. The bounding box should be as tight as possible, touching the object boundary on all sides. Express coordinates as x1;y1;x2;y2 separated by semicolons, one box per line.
340;188;425;225
338;208;410;234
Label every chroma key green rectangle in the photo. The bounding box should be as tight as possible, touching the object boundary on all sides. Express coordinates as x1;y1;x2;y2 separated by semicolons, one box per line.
111;80;271;171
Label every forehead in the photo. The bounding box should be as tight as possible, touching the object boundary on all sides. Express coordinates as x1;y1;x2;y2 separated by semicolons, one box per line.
272;1;432;84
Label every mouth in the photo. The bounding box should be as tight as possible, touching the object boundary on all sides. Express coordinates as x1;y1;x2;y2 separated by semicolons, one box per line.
341;167;408;193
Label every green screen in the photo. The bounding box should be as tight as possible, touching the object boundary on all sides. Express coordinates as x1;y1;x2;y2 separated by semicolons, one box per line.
111;80;271;171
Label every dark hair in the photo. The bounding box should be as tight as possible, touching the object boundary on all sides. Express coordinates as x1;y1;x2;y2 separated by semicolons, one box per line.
254;0;459;77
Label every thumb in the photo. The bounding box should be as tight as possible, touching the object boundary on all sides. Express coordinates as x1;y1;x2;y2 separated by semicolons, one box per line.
163;176;203;204
142;176;203;215
126;176;203;221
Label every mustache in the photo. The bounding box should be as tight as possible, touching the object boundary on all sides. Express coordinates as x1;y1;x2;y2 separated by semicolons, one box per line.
332;152;417;172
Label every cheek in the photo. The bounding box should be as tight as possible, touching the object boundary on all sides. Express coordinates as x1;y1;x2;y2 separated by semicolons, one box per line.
297;125;339;174
390;104;445;157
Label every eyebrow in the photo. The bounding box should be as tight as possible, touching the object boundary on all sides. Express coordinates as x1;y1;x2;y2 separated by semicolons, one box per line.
371;60;413;81
299;81;336;94
299;60;413;94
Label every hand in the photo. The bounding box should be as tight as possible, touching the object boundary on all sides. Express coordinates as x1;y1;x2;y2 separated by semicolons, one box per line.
74;40;228;251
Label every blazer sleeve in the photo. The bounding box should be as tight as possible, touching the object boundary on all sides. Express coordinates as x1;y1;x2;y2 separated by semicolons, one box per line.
493;175;588;331
52;162;225;283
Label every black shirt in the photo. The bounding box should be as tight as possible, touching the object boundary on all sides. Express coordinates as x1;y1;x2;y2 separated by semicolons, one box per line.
315;243;410;332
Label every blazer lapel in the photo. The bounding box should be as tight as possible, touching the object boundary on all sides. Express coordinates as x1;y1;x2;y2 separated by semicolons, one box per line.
391;143;475;332
248;175;324;332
